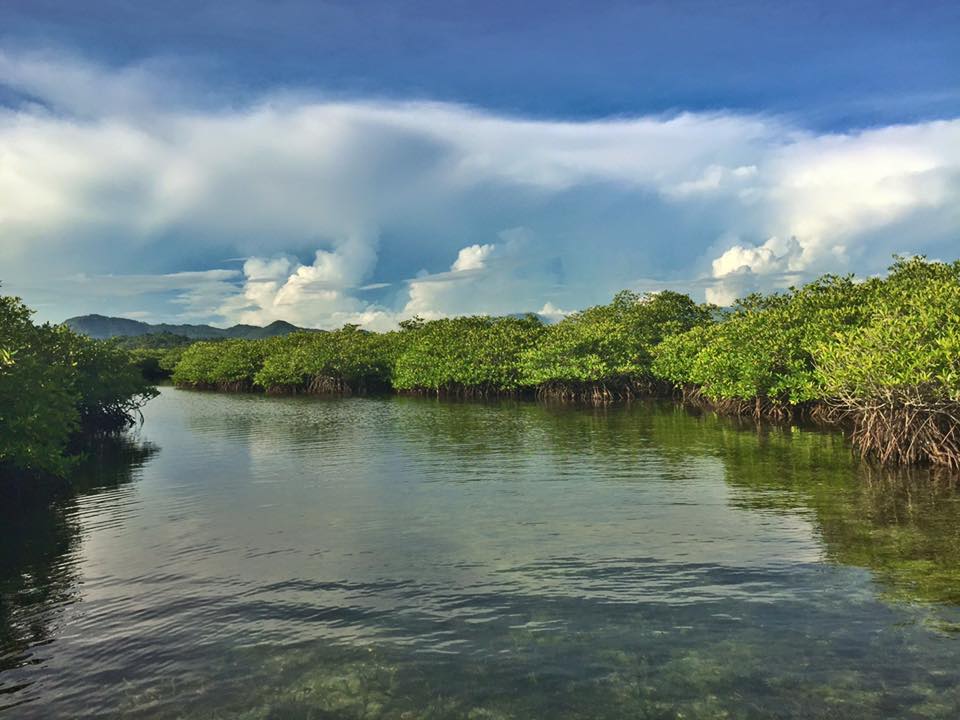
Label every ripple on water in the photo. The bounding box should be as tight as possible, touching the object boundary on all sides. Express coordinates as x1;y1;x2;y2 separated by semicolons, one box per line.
3;388;960;718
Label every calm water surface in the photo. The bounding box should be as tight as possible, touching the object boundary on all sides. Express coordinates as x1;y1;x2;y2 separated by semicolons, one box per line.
3;388;960;718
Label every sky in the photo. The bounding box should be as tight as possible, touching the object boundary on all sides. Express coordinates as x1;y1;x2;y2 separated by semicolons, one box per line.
0;0;958;328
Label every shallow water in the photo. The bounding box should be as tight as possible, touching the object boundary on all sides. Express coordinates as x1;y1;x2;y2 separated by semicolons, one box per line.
3;388;960;719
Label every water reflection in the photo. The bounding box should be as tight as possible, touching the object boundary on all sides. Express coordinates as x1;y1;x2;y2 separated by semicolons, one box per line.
2;389;960;719
396;399;960;606
0;439;155;710
647;409;960;607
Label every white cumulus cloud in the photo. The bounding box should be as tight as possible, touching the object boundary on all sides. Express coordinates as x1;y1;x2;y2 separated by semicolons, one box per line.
1;52;958;325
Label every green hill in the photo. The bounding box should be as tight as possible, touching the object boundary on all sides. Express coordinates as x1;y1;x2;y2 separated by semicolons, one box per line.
64;314;308;340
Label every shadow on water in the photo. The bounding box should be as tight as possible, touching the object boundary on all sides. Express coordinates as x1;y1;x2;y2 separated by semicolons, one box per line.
0;437;156;710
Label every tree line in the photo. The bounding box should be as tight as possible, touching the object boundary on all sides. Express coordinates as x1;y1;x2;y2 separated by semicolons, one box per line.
3;256;957;475
170;257;960;468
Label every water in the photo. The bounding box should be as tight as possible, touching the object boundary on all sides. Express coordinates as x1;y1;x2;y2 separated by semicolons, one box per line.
3;388;960;719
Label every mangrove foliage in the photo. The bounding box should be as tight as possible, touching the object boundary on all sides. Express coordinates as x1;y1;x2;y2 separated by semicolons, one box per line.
108;332;195;381
165;257;960;468
0;289;157;487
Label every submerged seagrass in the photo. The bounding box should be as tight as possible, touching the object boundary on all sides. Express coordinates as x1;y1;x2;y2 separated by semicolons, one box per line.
171;257;960;467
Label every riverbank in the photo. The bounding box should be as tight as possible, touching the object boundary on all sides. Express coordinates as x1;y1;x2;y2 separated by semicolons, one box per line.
171;257;960;469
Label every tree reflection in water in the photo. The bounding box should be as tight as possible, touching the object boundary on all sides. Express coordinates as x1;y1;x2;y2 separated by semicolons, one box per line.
0;438;156;708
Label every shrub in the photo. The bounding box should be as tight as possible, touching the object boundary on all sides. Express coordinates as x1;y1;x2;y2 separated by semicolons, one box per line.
814;257;960;466
520;291;713;398
111;333;195;380
652;276;871;412
171;341;223;388
0;291;156;480
56;328;159;432
815;257;960;402
393;315;545;395
255;328;398;394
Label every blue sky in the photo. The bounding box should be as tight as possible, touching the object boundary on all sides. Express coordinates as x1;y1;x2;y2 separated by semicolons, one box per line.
0;0;958;326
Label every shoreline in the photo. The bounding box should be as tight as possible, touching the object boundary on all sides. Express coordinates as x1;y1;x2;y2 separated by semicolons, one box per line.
171;381;960;471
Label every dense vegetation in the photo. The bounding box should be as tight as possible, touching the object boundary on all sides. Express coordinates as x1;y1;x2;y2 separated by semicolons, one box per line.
167;257;960;468
4;259;952;473
652;257;960;467
519;291;713;400
0;290;157;485
652;274;869;414
813;259;960;468
109;332;195;380
393;315;545;396
172;327;403;394
257;326;401;395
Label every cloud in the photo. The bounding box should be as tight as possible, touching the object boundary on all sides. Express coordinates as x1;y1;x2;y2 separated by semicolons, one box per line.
0;50;195;117
705;236;803;305
397;228;561;322
664;164;758;198
11;269;243;322
537;302;573;323
220;234;389;329
1;52;958;325
450;244;495;272
402;243;498;320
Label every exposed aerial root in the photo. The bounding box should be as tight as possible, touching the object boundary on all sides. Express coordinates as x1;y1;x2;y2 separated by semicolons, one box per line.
260;375;392;396
175;380;257;393
675;385;801;422
397;384;529;399
534;379;672;404
824;390;960;470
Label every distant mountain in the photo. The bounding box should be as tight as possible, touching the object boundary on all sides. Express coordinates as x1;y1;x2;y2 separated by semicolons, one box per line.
64;314;309;340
